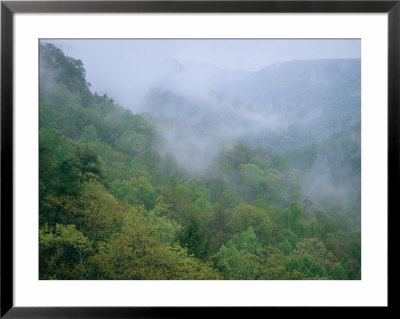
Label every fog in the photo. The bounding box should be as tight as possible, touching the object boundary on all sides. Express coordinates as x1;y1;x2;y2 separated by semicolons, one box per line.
43;39;360;107
41;39;361;217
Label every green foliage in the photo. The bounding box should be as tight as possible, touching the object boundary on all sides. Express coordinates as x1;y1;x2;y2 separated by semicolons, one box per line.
195;196;213;212
279;202;307;238
40;43;92;106
285;122;361;230
285;255;326;279
351;233;361;264
213;228;261;279
80;125;99;143
145;198;176;243
177;217;210;259
291;238;336;271
228;203;275;246
72;142;103;184
39;128;81;210
256;245;290;279
228;227;260;254
280;228;298;247
114;130;146;157
39;101;58;129
38;43;361;280
40;223;92;279
87;211;220;280
207;176;228;204
278;240;293;256
330;263;348;280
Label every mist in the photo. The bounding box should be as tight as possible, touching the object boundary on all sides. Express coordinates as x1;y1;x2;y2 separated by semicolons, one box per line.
41;39;361;217
43;39;360;106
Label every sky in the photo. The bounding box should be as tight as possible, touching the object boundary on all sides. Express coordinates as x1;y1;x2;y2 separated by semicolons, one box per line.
40;39;361;199
42;39;360;108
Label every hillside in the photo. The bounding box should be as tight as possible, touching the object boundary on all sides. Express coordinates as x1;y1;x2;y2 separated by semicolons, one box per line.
220;59;361;146
38;43;361;280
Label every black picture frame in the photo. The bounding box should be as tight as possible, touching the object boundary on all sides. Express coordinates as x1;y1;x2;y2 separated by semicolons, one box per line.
1;0;396;317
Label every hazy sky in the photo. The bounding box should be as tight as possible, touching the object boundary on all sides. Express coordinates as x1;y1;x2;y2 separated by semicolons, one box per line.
41;38;361;182
42;39;360;108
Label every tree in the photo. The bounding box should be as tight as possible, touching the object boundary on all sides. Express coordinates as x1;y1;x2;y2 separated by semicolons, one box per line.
285;255;326;279
38;42;361;281
280;228;298;247
110;176;158;210
87;210;221;280
292;238;336;271
40;43;92;106
72;142;102;183
213;228;261;279
278;240;293;256
80;125;99;143
207;176;228;204
145;197;176;243
238;163;265;202
114;130;146;158
39;223;92;279
228;203;275;246
330;263;348;280
44;181;127;242
257;245;290;279
39;101;58;129
224;142;252;169
279;202;307;238
279;202;303;229
177;217;209;259
131;176;158;210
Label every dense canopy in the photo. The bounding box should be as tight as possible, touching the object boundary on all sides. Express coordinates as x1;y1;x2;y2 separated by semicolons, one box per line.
39;43;361;280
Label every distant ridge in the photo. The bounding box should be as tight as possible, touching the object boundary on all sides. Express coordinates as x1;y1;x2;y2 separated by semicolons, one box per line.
219;58;361;137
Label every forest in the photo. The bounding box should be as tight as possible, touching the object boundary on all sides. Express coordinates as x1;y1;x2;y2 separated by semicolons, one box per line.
39;42;361;280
